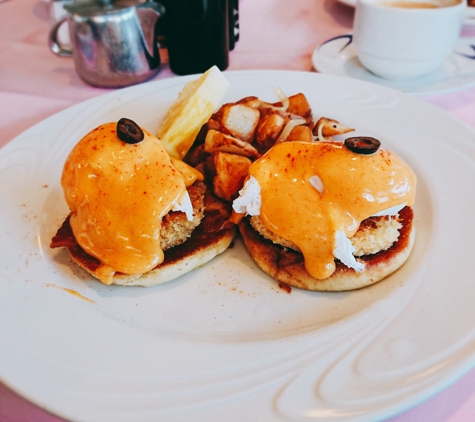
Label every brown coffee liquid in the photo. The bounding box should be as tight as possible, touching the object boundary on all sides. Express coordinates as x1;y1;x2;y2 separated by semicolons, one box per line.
384;1;440;8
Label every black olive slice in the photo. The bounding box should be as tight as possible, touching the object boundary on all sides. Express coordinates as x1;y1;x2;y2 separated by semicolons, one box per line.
117;118;144;144
344;136;381;155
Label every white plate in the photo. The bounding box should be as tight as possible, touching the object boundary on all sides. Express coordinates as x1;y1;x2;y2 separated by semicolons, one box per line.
312;35;475;96
1;70;475;422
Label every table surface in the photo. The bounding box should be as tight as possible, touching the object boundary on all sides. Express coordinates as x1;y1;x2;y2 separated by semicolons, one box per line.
1;0;475;421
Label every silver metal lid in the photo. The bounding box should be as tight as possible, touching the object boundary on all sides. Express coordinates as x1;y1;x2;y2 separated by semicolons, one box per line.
63;0;145;16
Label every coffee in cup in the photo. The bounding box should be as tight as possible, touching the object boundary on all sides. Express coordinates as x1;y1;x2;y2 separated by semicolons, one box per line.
353;0;466;80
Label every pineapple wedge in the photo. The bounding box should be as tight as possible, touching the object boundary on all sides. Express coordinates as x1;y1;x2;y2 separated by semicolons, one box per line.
157;66;230;159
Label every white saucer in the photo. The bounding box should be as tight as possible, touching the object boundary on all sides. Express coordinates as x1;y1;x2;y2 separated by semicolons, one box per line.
312;35;475;96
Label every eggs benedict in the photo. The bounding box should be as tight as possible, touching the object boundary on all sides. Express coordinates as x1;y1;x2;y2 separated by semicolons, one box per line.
233;138;416;291
51;119;235;286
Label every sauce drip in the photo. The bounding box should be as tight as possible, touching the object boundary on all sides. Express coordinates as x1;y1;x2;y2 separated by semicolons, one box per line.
250;141;416;279
46;284;96;304
61;123;187;280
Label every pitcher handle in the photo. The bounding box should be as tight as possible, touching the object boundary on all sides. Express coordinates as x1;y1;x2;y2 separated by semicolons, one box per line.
48;17;72;57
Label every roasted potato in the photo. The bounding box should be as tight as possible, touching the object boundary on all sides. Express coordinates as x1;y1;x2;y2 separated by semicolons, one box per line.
272;93;313;124
287;93;313;123
184;143;208;167
204;129;260;159
255;111;287;146
286;124;313;143
207;152;252;202
220;104;260;143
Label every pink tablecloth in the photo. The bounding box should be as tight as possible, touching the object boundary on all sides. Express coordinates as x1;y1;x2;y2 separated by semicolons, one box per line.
1;0;475;420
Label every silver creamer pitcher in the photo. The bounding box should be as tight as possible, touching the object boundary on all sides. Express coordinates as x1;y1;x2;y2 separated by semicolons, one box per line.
49;0;165;88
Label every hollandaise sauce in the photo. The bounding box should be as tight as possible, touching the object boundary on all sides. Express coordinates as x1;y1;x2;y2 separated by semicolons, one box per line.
61;123;188;282
250;141;416;280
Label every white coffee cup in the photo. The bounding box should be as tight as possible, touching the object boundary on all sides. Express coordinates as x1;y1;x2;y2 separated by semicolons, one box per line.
353;0;466;80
